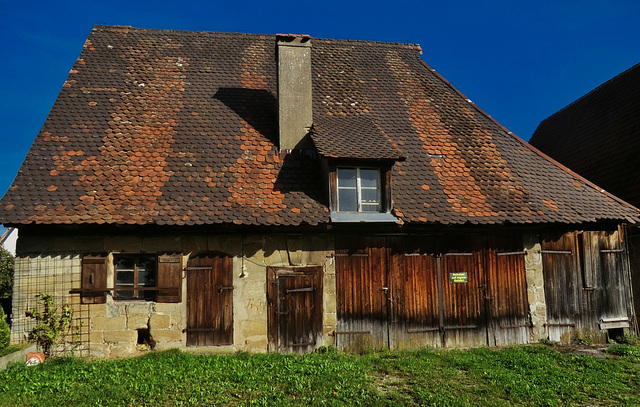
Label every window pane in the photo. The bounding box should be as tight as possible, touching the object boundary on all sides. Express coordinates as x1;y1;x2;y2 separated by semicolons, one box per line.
115;255;157;301
138;257;157;286
360;188;380;205
360;203;380;212
359;168;379;188
116;269;134;285
337;168;357;187
338;189;357;211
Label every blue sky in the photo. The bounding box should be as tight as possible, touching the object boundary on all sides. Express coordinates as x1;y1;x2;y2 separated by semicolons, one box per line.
1;0;640;232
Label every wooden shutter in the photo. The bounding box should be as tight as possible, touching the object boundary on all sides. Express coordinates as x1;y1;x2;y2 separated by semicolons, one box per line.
81;255;108;304
157;253;183;303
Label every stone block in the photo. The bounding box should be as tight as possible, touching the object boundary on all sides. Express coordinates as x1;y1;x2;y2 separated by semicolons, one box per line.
240;319;267;337
153;303;181;314
103;330;137;343
125;302;154;316
110;342;136;357
323;312;337;327
243;335;268;352
89;331;104;344
127;314;150;330
150;313;172;329
88;344;108;359
92;315;127;331
153;342;183;351
151;329;183;343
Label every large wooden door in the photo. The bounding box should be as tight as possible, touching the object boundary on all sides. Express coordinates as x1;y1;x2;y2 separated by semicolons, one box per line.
542;229;633;342
387;236;440;349
267;267;323;352
186;254;233;346
440;236;487;348
486;235;529;346
336;234;529;350
335;236;389;351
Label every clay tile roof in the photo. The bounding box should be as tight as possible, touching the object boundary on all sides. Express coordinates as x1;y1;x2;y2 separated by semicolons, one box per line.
311;116;404;160
1;25;638;227
530;62;640;208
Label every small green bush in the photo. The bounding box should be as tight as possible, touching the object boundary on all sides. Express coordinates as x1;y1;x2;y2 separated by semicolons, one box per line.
0;247;13;299
0;306;9;350
25;293;77;357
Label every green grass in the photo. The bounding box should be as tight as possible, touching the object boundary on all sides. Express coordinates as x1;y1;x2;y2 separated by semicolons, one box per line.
0;345;639;406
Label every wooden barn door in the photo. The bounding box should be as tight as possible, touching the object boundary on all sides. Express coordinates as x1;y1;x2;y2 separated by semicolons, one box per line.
337;234;528;350
267;267;323;353
440;236;488;348
185;254;233;346
335;236;389;351
387;236;441;349
541;232;581;342
486;235;529;346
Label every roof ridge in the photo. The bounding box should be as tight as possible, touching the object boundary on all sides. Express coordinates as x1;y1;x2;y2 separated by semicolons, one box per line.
539;61;640;125
91;24;422;51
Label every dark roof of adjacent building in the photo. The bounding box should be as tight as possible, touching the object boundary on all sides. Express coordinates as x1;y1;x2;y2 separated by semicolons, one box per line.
530;62;640;208
1;25;638;227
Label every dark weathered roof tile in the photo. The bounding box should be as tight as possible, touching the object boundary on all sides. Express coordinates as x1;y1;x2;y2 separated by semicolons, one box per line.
1;25;638;227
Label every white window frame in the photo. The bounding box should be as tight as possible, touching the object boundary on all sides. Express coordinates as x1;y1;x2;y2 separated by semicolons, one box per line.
336;167;382;212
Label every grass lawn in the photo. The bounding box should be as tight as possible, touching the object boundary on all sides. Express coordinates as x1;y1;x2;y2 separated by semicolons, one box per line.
0;344;639;406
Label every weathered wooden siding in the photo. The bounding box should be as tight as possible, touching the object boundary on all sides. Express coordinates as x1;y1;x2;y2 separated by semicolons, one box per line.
542;228;633;342
336;234;530;351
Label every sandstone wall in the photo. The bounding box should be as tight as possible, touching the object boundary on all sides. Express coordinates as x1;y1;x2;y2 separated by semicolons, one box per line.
13;233;334;357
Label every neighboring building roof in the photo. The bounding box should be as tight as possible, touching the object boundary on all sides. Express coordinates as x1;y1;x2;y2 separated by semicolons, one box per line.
1;25;638;227
0;227;17;256
530;62;640;208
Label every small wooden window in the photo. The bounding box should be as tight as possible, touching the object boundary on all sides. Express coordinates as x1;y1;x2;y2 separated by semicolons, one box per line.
81;255;108;304
114;255;157;301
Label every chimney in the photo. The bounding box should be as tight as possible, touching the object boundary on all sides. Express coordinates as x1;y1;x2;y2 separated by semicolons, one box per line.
276;34;312;151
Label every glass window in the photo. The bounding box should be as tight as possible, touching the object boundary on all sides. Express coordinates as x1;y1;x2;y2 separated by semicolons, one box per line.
114;255;157;301
336;167;381;212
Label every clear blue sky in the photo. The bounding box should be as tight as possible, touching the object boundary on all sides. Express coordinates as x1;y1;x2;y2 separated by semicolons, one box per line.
1;0;639;215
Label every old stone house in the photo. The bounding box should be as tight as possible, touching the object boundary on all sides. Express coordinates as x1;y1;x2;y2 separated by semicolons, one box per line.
1;26;638;357
530;61;640;324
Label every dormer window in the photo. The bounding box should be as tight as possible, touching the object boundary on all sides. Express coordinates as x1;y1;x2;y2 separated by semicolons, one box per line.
337;167;381;212
329;162;398;223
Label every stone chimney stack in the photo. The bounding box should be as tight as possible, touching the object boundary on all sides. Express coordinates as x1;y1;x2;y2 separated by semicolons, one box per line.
276;34;312;151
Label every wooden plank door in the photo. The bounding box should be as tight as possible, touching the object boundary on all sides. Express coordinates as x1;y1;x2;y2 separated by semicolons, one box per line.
541;232;580;342
335;236;389;352
186;254;233;347
486;235;529;346
267;267;323;353
585;229;631;331
387;236;441;349
440;236;488;348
